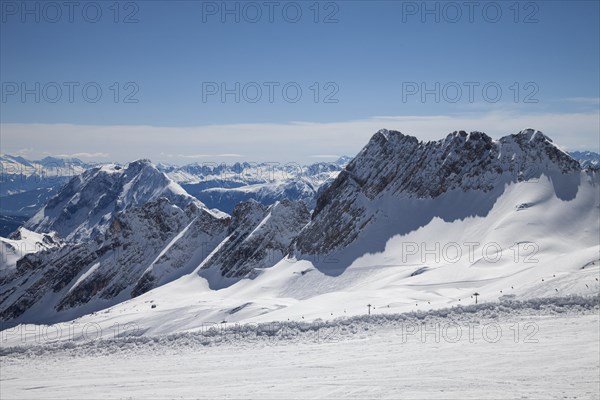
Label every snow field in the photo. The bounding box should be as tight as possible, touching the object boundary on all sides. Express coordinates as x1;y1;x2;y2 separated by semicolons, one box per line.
1;296;598;399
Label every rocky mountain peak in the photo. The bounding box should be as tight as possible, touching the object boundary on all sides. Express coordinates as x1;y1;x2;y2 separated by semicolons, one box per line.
24;159;206;242
229;199;268;234
296;128;584;258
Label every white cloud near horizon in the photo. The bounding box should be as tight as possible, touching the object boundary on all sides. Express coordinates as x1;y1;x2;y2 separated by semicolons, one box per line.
168;153;245;159
309;154;341;159
53;152;111;159
1;110;598;164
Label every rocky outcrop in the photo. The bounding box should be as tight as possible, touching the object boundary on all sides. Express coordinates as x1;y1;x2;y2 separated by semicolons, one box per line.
199;199;310;284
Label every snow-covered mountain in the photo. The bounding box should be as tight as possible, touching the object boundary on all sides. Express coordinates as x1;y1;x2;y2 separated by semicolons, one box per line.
24;160;213;242
293;129;582;267
0;160;234;322
0;158;338;323
570;150;600;169
0;197;229;323
0;156;348;236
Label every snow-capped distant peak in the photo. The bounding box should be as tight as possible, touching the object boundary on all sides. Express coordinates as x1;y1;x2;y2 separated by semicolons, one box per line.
24;159;215;242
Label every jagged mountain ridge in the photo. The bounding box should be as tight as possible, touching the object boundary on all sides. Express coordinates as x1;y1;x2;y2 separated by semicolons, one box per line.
0;155;90;205
23;160;219;242
293;129;582;262
0;155;90;193
2;148;592;239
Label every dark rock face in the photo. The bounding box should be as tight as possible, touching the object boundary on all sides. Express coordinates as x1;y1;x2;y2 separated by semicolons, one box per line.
199;199;310;283
295;129;582;258
0;198;229;322
228;199;268;234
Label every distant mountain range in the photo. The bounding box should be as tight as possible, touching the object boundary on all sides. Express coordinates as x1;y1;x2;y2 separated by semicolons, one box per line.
0;155;350;236
157;158;349;213
568;151;600;169
0;155;93;236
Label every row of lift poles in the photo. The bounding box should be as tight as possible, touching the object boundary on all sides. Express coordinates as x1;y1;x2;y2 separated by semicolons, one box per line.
366;293;480;315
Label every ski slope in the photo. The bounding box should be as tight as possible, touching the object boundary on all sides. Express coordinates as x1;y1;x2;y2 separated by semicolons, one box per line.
1;299;598;399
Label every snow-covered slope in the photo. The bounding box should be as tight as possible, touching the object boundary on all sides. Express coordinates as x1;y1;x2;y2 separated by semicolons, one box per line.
24;160;214;242
2;299;598;399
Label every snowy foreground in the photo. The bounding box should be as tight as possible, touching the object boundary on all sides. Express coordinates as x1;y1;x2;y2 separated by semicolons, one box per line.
1;296;599;399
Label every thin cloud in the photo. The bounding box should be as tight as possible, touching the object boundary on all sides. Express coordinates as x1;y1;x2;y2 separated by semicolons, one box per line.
2;110;598;163
309;155;340;159
14;148;33;155
174;153;245;159
54;152;110;159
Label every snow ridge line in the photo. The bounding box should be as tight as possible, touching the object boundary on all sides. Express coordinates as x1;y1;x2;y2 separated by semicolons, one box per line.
1;295;598;358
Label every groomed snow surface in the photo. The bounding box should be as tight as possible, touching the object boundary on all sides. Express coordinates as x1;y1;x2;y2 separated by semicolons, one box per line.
1;296;599;399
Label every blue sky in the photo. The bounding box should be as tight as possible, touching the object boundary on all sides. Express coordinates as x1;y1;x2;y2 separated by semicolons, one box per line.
1;0;599;163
